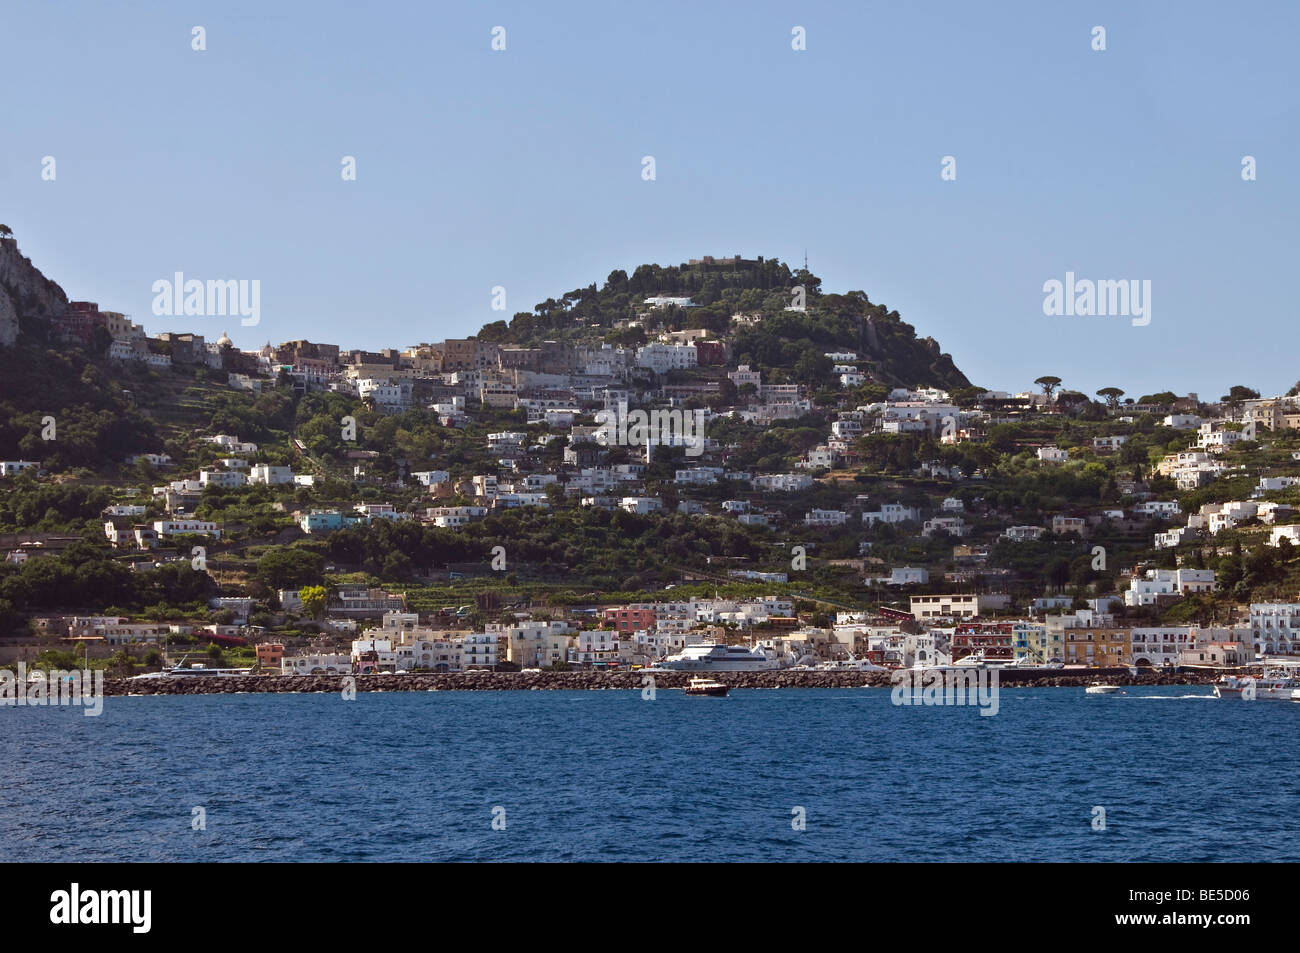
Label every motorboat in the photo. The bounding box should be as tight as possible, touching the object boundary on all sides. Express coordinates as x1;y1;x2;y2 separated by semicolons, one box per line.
1081;681;1123;696
684;677;729;697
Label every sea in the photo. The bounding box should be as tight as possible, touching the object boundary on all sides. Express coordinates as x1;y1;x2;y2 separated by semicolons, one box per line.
2;686;1296;862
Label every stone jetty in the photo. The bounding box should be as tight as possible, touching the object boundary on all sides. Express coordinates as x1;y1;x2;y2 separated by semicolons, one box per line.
104;668;1217;696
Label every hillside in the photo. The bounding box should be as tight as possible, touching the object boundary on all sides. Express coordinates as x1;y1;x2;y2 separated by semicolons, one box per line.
476;255;971;392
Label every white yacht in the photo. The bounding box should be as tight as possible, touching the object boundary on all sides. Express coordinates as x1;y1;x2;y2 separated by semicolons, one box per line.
814;656;890;672
650;642;780;672
130;655;256;679
950;650;1018;669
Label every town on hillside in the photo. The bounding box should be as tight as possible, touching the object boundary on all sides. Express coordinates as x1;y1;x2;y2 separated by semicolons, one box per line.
4;236;1300;679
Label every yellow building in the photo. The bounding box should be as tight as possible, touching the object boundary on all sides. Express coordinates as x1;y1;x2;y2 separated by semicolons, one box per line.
1064;627;1130;667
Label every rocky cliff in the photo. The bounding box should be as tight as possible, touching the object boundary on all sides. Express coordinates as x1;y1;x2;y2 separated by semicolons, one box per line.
0;236;69;347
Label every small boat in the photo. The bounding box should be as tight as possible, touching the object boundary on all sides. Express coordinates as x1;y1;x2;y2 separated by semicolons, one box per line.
1291;689;1300;703
684;676;729;697
1085;684;1120;695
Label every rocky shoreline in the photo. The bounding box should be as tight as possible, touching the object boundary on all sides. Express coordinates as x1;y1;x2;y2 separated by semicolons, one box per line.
105;668;1219;695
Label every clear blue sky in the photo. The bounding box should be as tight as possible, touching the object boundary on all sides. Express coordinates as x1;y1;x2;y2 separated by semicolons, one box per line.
3;0;1297;399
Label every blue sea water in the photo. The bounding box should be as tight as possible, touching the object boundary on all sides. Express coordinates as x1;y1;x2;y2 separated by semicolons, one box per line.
1;686;1295;862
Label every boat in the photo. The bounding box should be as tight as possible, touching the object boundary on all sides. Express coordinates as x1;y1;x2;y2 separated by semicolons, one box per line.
950;650;1024;669
684;677;729;697
1291;689;1300;703
1214;672;1299;700
813;656;890;672
130;655;256;679
1085;684;1120;694
648;642;779;672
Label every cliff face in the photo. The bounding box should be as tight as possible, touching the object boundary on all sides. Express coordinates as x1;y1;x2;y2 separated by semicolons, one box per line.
0;237;69;347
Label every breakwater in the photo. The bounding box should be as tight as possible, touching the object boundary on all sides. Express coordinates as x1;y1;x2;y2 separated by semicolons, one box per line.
105;668;1218;695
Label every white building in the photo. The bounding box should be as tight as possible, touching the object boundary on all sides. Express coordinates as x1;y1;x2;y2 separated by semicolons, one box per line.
805;509;848;527
1124;568;1217;607
635;343;698;373
153;519;221;538
1196;422;1243;453
200;469;247;488
922;516;969;538
862;503;918;526
910;594;989;620
1129;627;1197;667
461;632;499;669
282;651;352;675
411;470;451;486
249;464;295;485
878;567;929;586
1248;603;1300;655
675;467;721;485
1269;525;1300;548
425;506;488;528
752;473;813;492
1133;500;1181;519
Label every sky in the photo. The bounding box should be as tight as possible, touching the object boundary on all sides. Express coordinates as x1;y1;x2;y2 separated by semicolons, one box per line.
3;0;1297;400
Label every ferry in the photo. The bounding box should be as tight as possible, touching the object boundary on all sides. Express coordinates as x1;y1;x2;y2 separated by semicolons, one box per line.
1214;672;1299;700
684;677;729;697
649;642;780;672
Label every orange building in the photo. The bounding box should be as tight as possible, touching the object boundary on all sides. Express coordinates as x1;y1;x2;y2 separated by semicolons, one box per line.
256;642;284;672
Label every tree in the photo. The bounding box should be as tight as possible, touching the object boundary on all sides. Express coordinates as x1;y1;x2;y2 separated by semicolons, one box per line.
0;224;12;239
1035;376;1062;400
256;548;325;589
299;585;328;620
1096;387;1124;411
1220;385;1260;404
